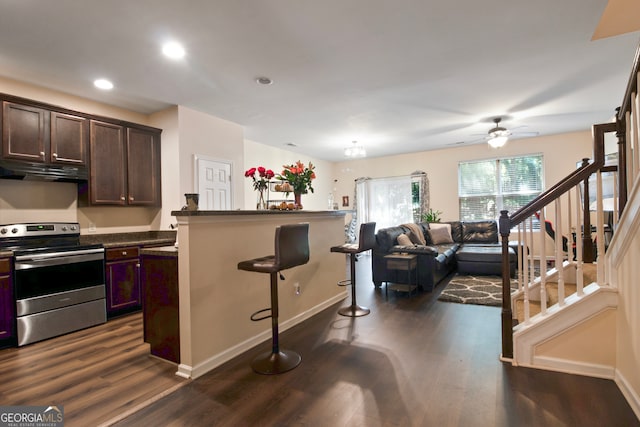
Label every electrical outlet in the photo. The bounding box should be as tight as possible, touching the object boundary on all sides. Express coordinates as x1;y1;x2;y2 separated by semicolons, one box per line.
88;222;97;233
294;282;301;295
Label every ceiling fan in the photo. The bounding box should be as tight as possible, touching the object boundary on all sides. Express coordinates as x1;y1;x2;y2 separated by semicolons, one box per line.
485;117;539;148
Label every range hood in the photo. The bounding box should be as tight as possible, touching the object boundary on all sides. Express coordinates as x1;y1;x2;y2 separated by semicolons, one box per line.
0;159;88;182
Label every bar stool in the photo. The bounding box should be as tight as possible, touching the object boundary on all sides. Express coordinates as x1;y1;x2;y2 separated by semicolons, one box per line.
237;223;310;374
330;222;376;317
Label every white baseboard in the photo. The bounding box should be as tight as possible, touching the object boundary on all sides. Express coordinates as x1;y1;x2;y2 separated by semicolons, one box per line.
615;369;640;421
174;293;346;379
531;355;615;379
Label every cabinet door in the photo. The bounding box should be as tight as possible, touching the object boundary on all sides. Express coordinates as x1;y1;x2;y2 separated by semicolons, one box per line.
0;258;14;340
106;259;141;315
2;101;47;162
90;120;126;205
126;127;161;206
50;111;88;165
141;254;179;363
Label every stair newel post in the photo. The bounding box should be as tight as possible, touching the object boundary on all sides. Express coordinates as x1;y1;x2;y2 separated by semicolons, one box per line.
499;210;514;360
615;108;627;216
581;158;595;263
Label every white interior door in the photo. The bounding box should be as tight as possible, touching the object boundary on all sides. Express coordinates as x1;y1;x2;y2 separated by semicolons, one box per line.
196;156;232;210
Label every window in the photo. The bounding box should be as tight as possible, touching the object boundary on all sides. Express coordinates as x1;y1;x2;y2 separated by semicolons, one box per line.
356;172;428;232
458;154;543;220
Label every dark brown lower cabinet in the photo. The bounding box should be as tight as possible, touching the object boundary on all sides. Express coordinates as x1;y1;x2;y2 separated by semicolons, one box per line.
141;251;179;364
0;258;14;343
106;247;141;317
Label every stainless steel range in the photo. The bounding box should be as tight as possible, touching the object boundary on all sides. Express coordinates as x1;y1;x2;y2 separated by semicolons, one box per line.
0;222;106;346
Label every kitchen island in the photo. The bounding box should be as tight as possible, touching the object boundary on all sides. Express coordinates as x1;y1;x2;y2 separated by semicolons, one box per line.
171;209;347;379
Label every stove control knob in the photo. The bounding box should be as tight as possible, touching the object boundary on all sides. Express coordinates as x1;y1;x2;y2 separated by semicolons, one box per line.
0;228;6;235
70;226;77;231
61;226;68;231
11;228;18;234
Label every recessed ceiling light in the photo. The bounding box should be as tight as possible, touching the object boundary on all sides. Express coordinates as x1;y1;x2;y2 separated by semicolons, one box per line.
94;79;114;90
162;42;185;59
255;77;273;85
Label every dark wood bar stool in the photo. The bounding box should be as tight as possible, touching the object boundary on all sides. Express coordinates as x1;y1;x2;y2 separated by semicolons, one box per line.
330;222;376;317
237;223;310;374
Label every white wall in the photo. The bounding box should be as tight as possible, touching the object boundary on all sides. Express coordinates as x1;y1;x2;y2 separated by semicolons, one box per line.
331;131;593;223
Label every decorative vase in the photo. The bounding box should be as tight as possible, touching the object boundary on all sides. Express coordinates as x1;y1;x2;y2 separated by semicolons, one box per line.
256;189;267;210
294;192;302;209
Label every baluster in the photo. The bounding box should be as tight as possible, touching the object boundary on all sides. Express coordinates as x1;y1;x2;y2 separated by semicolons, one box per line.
539;209;547;315
517;223;523;291
555;199;565;306
575;185;584;296
523;218;531;324
596;169;605;284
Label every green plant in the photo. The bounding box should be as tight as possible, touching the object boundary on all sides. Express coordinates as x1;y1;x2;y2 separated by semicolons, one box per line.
422;208;442;223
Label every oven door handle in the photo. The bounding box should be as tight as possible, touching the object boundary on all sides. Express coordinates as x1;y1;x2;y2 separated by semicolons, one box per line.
15;249;105;270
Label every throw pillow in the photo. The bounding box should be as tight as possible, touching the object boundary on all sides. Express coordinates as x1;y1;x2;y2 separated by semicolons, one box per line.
396;233;414;246
429;223;453;245
408;231;424;245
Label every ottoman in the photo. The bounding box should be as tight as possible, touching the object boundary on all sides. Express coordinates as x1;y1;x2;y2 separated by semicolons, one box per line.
455;246;517;277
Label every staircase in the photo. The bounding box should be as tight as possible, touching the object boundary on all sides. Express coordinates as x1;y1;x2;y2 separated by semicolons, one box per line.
513;263;596;323
497;41;640;419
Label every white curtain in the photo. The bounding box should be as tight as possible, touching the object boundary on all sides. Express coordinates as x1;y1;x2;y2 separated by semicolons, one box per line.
356;175;415;232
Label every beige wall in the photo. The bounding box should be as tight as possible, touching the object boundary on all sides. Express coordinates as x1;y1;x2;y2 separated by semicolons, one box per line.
150;106;180;230
331;131;593;223
535;308;617;367
176;106;245;209
243;140;335;211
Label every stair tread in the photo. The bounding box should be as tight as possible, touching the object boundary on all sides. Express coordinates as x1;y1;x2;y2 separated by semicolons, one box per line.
515;299;541;323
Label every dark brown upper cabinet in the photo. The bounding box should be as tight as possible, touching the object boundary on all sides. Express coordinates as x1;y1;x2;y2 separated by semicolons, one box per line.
126;127;161;206
89;121;161;206
2;101;88;165
50;111;88;165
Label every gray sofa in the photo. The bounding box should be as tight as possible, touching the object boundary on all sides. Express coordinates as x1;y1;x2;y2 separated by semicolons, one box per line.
372;220;517;292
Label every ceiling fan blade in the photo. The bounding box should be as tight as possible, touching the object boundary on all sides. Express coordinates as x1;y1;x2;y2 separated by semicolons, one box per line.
512;131;539;137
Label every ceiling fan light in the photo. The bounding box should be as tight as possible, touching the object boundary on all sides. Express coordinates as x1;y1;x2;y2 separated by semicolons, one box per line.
488;135;508;148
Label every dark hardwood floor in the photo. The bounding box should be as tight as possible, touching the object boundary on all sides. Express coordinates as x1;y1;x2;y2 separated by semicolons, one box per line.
112;255;639;427
0;255;636;426
0;313;188;427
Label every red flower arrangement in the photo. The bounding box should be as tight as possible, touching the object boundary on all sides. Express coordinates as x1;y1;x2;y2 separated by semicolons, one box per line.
245;166;274;191
277;161;316;194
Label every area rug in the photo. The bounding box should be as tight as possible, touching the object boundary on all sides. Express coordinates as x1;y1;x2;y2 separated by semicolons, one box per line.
438;274;517;307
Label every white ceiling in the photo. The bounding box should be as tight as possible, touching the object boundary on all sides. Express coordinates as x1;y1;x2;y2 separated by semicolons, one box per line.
0;0;638;161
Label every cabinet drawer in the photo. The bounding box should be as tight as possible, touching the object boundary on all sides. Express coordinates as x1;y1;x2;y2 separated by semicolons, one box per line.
0;258;10;275
106;247;139;261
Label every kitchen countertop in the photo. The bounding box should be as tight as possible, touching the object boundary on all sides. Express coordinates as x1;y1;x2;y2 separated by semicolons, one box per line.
80;230;176;249
172;209;345;217
140;245;178;257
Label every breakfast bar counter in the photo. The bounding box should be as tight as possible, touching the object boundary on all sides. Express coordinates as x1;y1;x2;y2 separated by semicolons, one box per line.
171;209;347;379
